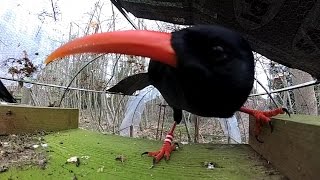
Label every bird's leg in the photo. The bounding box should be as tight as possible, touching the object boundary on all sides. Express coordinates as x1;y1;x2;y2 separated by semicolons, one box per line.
239;107;290;143
141;122;179;167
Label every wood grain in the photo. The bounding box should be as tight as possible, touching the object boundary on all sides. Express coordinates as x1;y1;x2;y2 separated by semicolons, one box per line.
249;114;320;180
0;104;78;135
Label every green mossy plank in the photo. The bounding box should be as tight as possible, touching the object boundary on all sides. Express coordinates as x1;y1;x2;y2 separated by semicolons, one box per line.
274;114;320;126
1;129;284;180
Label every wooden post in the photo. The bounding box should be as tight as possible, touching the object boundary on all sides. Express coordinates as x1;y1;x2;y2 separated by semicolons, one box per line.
0;104;79;135
159;106;166;141
194;115;199;143
183;114;192;142
129;125;133;137
21;87;31;105
249;114;320;180
156;104;162;140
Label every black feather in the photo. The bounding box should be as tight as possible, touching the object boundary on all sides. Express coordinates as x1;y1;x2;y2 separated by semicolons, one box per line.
0;80;17;103
107;73;150;95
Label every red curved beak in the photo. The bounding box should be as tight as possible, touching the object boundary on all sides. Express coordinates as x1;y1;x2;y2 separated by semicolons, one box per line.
45;30;177;67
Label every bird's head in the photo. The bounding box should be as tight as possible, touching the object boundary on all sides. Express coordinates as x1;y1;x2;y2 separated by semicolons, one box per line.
169;25;254;91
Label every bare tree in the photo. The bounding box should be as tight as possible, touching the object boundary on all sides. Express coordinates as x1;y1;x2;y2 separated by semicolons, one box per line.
290;69;318;115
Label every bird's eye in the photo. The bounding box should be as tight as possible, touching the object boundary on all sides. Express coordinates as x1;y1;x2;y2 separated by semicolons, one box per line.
210;45;228;63
212;46;224;52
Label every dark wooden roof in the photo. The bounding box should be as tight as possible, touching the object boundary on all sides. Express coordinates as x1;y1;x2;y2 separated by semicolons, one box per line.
115;0;320;79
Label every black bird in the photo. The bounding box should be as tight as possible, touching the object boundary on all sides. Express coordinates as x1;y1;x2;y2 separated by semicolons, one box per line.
0;80;17;103
45;25;288;165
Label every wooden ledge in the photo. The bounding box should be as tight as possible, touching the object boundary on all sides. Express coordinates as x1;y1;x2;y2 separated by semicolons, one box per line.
249;114;320;180
0;104;79;135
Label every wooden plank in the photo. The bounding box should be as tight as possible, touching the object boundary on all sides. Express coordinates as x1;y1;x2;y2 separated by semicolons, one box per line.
0;104;79;135
1;129;287;179
249;114;320;180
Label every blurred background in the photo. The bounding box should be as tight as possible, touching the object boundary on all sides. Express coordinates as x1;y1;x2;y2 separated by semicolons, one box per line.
0;0;318;144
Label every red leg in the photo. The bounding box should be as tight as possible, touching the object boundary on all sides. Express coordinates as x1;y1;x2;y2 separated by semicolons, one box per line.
239;107;290;143
141;122;179;167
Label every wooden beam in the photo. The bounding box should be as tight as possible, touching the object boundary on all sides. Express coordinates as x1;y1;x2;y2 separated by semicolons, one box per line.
249;114;320;180
194;115;199;143
0;104;79;135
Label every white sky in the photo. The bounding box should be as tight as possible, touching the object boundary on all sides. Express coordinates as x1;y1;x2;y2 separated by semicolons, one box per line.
0;0;271;95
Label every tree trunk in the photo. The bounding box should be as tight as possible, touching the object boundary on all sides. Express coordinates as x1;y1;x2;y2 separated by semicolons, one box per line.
192;114;199;143
183;113;192;142
21;87;31;105
290;69;318;115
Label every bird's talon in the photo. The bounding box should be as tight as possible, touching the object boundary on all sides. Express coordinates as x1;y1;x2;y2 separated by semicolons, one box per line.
164;155;169;162
282;108;291;117
255;135;264;143
240;107;289;143
152;158;157;166
141;152;148;156
174;142;179;150
142;134;177;167
269;121;274;133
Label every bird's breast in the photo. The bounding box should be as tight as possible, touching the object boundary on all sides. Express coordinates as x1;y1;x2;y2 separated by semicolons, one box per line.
148;60;254;118
177;64;253;117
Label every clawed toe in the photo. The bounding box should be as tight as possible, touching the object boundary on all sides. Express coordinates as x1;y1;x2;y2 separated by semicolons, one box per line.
269;121;273;133
240;107;290;143
282;108;291;117
142;140;178;167
141;152;148;156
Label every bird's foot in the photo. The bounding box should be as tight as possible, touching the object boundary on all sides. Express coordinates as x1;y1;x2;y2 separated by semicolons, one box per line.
240;107;290;143
141;133;179;168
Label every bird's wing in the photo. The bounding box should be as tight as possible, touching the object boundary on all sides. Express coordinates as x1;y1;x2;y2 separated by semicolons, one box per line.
107;73;151;95
0;80;17;103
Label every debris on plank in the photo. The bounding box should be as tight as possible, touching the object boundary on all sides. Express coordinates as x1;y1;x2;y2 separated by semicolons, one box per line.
207;162;215;169
81;155;90;160
97;166;105;173
32;144;40;149
115;155;126;163
66;156;80;167
202;161;220;170
41;143;48;148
